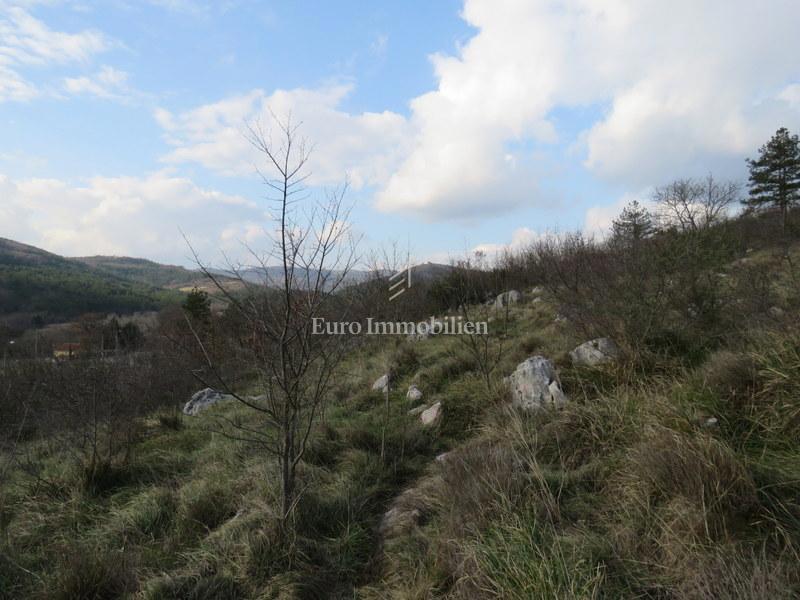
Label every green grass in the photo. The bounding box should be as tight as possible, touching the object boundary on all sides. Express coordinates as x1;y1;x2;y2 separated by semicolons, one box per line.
3;249;800;598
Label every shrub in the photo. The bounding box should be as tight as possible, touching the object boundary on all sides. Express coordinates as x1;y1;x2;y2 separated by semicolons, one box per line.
388;343;420;378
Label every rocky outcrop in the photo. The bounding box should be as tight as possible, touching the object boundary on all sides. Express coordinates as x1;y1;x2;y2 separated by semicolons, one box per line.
506;356;566;411
569;338;620;367
183;388;233;416
494;290;521;309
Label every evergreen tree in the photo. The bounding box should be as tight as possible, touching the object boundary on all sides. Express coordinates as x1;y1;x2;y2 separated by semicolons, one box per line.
182;287;211;323
611;200;657;245
745;127;800;234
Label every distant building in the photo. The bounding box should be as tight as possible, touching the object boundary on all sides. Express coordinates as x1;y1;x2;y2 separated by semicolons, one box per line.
54;343;81;360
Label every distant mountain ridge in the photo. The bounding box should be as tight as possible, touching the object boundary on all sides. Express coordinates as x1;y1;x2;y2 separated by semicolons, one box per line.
208;261;453;290
0;237;455;326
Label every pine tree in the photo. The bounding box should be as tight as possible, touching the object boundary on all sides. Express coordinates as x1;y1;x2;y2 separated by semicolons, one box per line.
611;200;657;245
182;287;211;323
745;127;800;234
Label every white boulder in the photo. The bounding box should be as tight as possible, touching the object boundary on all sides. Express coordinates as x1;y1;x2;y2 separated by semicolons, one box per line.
569;338;620;367
183;388;233;416
506;356;566;411
420;401;442;426
408;404;428;416
494;290;521;309
372;374;390;392
407;384;423;403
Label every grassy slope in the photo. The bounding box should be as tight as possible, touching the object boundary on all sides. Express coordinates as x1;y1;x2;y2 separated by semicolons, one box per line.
2;246;800;598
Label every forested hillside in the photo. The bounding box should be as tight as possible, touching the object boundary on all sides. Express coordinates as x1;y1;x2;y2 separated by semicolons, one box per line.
0;238;179;325
73;256;209;289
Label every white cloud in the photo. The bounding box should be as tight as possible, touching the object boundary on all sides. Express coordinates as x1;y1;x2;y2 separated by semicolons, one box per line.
472;226;543;257
778;84;800;111
156;84;409;189
0;171;269;265
63;65;130;99
378;0;800;216
0;4;111;101
153;0;800;221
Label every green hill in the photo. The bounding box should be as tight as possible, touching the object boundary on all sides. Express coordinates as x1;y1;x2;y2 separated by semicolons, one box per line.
0;238;180;325
72;255;209;289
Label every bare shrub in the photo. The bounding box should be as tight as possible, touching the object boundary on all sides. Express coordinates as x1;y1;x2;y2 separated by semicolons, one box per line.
654;175;740;233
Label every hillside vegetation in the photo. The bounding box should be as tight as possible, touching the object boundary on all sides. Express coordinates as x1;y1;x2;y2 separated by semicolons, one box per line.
1;205;799;598
73;256;214;289
0;239;182;326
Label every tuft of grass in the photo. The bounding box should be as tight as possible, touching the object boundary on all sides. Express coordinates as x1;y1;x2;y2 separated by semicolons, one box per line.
462;514;605;600
143;572;245;600
116;486;177;540
177;478;239;540
49;546;137;600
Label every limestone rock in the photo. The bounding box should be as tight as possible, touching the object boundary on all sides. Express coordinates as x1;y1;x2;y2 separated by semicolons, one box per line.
407;384;423;403
408;404;428;416
506;356;566;411
420;401;442;426
183;388;233;416
569;337;620;367
494;290;521;309
372;374;390;392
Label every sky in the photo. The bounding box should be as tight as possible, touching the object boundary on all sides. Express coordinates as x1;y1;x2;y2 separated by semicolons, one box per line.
1;0;799;268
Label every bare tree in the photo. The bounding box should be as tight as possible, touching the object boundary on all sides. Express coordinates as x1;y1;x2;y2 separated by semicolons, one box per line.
448;250;509;393
654;174;740;232
190;115;359;525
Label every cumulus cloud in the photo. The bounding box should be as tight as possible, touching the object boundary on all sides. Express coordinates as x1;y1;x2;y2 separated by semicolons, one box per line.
0;3;111;101
156;84;409;189
382;0;800;215
157;1;800;221
0;171;269;265
472;226;543;257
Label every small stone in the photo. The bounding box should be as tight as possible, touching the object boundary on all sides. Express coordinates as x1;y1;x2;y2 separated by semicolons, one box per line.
768;306;785;319
494;290;521;309
569;338;620;367
183;388;233;416
372;374;389;392
407;384;423;403
420;401;442;426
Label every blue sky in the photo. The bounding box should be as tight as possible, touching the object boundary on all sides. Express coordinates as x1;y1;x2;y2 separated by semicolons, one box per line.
2;0;799;267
